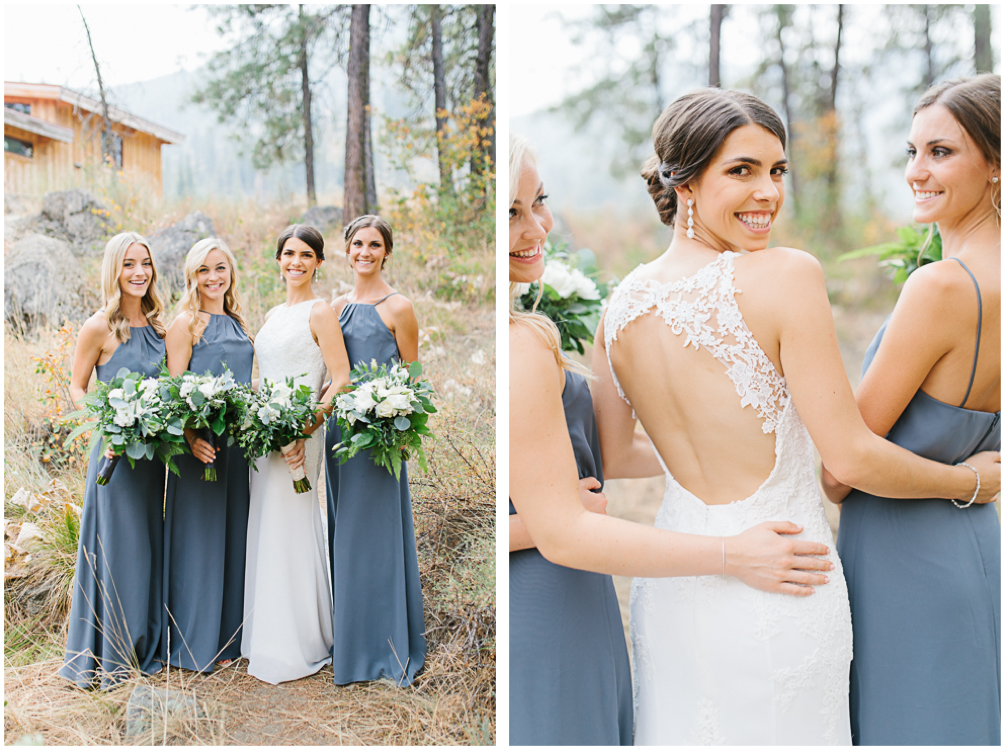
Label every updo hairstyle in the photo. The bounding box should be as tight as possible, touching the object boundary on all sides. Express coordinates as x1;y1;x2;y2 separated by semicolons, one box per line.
641;89;787;227
343;215;394;269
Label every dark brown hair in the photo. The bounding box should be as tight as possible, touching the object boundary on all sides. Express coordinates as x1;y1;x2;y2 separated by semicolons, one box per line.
343;215;394;269
275;224;325;260
914;74;1001;173
641;89;787;226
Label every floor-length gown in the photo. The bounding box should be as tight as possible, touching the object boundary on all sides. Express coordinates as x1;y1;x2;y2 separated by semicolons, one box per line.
59;325;167;689
837;257;1001;746
604;251;853;745
509;371;633;746
242;299;333;684
163;314;254;671
323;293;426;685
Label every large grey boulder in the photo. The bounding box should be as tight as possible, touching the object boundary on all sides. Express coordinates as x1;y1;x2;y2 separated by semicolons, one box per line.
125;685;206;742
299;205;343;233
4;234;92;330
38;188;111;254
146;211;216;295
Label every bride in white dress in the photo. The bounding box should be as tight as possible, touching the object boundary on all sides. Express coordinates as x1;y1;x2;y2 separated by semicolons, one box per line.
592;89;1000;745
242;225;350;684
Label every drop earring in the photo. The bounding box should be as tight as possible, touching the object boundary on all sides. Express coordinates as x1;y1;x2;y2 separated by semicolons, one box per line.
686;199;695;239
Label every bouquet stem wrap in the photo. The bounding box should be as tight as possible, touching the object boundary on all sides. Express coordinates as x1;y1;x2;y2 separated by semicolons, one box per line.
280;441;312;494
196;426;218;482
95;453;121;485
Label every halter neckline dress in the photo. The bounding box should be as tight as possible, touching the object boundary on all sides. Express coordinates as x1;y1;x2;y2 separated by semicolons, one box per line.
837;256;1001;746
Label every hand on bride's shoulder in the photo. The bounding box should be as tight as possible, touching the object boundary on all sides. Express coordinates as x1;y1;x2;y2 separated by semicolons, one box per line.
578;477;608;515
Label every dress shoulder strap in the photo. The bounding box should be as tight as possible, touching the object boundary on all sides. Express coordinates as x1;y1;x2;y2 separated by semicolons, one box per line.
947;257;982;408
373;291;399;307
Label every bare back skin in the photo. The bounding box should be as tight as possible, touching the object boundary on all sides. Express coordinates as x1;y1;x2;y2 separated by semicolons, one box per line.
602;247;788;505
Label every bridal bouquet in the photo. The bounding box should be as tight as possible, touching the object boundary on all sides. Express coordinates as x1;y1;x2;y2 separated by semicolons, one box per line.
64;367;187;485
233;377;317;493
331;360;436;481
516;241;609;354
161;369;242;481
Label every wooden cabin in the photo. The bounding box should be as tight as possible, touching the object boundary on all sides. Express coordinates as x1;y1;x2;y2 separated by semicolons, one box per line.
4;82;183;198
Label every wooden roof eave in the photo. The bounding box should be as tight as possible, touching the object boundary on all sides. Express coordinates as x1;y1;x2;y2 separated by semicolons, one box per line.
4;107;74;143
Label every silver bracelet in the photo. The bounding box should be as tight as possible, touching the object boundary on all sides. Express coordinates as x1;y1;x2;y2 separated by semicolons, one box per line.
721;536;726;578
953;462;979;508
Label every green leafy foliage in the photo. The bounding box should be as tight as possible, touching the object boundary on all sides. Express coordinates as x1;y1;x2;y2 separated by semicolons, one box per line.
838;224;942;284
517;241;609;355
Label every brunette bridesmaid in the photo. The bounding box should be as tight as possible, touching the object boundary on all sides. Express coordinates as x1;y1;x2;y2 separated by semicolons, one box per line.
324;215;426;685
60;232;168;689
163;238;255;672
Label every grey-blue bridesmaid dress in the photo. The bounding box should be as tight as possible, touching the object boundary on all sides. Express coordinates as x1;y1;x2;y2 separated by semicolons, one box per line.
323;293;426;685
163;314;254;671
509;371;633;746
59;325;167;689
837;257;1001;746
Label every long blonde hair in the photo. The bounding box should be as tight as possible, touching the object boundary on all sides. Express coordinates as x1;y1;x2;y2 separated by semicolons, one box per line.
177;237;252;345
101;232;166;343
508;134;590;376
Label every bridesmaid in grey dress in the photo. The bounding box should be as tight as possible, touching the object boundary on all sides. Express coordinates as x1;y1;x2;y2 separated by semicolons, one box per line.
324;215;426;685
163;239;255;672
60;232;168;689
509;371;633;745
826;75;1001;745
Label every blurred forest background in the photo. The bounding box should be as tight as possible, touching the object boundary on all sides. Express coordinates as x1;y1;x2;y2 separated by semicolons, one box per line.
510;3;999;641
5;4;495;745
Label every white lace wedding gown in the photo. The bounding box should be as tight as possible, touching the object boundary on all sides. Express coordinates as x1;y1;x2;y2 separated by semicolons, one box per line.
604;251;852;745
242;298;333;684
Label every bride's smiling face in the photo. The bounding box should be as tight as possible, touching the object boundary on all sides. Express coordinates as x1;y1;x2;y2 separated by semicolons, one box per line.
509;157;553;284
279;236;321;286
683;124;787;253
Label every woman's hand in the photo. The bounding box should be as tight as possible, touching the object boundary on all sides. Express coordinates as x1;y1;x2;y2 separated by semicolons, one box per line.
184;428;218;465
579;477;608;515
960;451;1001;504
726;522;833;597
104;447;116;460
282;438;306;471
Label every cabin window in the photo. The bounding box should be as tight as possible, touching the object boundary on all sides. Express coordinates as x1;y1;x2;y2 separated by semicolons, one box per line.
4;102;31;115
4;136;33;158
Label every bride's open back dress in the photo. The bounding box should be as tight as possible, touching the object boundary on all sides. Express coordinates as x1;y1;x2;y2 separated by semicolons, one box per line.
604;251;852;745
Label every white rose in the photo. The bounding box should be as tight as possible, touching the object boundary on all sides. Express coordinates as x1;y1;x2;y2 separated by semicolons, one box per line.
198;382;217;399
387;394;413;414
140;378;158;392
353;388;376;412
113;405;136;427
375;400;395;419
568;267;600;300
108;388;125;401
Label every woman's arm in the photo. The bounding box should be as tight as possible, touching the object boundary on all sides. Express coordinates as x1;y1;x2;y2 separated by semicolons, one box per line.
69;314;110;408
387;295;419;364
310;302;351;428
165;313;216;465
771;250;999;503
511;322;833;594
510;477;607;552
591;316;664;479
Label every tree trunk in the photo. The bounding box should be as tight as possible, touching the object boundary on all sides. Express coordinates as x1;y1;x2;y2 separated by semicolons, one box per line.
364;102;377;213
974;4;993;73
709;5;725;87
923;6;935;88
823;4;843;231
78;7;116;167
299;5;316;207
431;5;452;196
344;4;370;222
775;6;798;216
472;5;495;176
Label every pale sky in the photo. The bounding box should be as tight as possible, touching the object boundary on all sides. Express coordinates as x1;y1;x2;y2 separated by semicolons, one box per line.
4;4;231;92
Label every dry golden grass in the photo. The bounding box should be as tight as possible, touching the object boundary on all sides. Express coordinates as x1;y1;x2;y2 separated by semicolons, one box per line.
4;195;495;746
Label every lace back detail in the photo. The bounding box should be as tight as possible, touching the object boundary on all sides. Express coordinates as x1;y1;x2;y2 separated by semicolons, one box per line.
603;251;789;434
